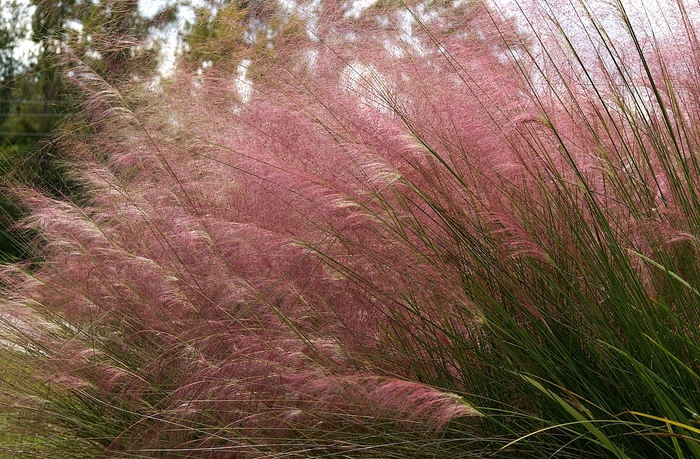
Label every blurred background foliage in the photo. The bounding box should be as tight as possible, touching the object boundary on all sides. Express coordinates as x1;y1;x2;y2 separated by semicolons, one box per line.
0;0;229;262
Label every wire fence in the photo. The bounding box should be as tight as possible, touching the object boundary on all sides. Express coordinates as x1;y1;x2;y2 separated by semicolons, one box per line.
0;131;50;137
0;113;65;117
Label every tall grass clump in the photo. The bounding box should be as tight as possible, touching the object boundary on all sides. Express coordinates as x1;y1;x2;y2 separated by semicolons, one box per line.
3;0;700;457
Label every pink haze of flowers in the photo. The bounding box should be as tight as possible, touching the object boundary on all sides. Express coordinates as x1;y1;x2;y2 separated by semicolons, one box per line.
4;0;700;456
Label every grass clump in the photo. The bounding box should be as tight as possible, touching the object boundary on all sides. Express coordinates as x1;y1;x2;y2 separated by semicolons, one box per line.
3;0;700;457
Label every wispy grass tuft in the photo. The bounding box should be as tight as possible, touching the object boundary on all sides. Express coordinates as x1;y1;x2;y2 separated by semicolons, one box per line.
3;0;700;457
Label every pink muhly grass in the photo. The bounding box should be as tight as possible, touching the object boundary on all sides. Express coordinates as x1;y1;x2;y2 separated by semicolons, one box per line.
5;0;700;456
1;13;488;454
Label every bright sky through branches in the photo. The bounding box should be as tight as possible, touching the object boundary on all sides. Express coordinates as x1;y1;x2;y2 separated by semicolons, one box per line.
139;0;214;75
7;0;700;78
2;0;213;76
1;0;39;71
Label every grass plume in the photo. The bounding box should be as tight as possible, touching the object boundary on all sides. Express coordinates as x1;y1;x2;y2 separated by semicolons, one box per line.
3;0;700;457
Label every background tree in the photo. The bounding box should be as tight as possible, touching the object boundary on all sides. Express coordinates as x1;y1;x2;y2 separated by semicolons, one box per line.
0;0;185;261
0;0;47;261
